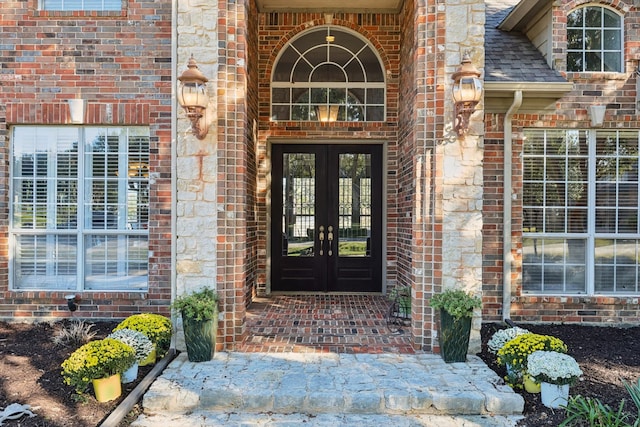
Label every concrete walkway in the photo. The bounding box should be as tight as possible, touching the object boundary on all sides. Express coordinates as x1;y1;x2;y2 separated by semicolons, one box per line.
132;352;524;426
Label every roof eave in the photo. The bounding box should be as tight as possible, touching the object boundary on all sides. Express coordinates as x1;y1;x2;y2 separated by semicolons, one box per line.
484;81;574;113
498;0;552;32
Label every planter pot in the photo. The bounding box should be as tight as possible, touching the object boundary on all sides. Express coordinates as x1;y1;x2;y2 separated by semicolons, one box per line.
524;374;541;393
183;312;218;362
505;363;523;384
541;382;570;408
121;362;138;384
139;345;156;367
398;296;411;318
92;373;122;402
437;309;472;363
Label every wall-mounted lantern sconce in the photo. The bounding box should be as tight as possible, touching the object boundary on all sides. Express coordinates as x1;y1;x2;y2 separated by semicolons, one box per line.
315;105;339;122
589;105;606;127
452;53;483;136
177;56;210;140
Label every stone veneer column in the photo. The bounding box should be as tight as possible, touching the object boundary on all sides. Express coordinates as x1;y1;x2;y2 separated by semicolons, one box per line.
440;0;485;352
175;0;221;349
176;0;251;350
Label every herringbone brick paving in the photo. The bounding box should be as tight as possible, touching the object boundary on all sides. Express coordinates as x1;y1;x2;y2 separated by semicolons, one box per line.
240;294;416;353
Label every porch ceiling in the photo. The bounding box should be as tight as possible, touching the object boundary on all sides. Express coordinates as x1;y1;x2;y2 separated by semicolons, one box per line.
255;0;403;13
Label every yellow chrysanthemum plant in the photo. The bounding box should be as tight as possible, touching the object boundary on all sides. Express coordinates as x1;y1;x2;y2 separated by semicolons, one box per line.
113;313;172;358
497;333;568;388
61;338;136;397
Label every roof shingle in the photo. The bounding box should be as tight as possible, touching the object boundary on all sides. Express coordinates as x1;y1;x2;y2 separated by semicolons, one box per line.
485;0;567;83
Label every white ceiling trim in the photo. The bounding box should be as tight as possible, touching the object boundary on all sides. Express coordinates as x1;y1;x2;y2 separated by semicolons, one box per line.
255;0;403;13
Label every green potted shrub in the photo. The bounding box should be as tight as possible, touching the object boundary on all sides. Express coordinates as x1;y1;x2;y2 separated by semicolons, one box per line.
429;288;482;363
61;338;136;402
113;313;172;365
107;328;153;383
171;286;219;362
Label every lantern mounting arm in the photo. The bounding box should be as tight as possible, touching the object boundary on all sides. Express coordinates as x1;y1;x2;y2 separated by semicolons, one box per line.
183;106;207;139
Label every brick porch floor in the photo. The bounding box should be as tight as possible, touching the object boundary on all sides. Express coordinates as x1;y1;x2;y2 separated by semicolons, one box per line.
239;294;416;353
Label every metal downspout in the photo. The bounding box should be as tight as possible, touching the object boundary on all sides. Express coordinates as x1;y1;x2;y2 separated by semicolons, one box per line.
502;90;522;322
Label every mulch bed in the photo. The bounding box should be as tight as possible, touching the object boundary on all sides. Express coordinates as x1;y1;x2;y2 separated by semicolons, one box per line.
479;322;640;426
1;319;639;426
0;319;146;427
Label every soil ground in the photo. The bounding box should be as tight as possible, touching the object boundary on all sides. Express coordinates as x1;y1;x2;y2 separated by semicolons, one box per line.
0;320;144;427
1;319;639;426
479;323;640;426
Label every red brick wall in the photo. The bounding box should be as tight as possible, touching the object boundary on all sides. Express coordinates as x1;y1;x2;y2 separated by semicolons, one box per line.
403;0;446;352
396;0;417;318
482;0;640;325
214;0;259;349
246;1;260;307
0;0;173;319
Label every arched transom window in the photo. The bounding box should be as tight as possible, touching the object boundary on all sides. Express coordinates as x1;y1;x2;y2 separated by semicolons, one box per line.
271;26;386;122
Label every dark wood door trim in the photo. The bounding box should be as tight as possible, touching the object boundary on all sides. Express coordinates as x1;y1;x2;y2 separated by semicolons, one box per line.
271;143;382;293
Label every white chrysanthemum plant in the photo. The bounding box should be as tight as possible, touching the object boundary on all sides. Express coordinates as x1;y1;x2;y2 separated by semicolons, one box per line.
108;328;154;363
527;350;583;386
487;326;530;354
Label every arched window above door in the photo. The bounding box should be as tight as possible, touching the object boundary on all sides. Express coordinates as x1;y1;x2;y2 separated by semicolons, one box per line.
271;26;386;122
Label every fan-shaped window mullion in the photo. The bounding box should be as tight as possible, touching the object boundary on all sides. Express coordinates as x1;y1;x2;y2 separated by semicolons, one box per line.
310;63;347;83
271;26;386;122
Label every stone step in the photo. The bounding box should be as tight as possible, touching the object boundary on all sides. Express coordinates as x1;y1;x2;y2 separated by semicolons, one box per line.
140;352;524;417
131;412;523;426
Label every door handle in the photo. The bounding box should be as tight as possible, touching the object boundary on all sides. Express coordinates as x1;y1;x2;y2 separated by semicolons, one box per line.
318;226;325;256
327;225;334;256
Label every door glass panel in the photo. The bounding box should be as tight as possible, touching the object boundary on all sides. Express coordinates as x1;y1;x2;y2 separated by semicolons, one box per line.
282;153;315;257
338;153;371;257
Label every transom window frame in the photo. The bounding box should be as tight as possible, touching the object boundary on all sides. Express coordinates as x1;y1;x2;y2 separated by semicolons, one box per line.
566;5;624;73
522;129;640;296
270;26;387;123
39;0;121;11
9;125;150;292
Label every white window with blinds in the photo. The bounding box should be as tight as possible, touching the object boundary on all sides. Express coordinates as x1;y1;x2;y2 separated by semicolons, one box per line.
523;129;640;295
10;126;149;291
40;0;121;11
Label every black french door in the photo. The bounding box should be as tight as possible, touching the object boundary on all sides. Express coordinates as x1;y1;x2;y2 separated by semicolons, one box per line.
271;144;382;292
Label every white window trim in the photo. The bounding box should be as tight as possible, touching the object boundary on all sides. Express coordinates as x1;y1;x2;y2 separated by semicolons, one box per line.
39;0;121;11
523;129;640;296
270;26;387;122
566;5;624;74
9;126;149;292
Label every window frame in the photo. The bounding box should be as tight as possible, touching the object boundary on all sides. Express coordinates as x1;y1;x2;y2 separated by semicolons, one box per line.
566;5;624;73
270;26;387;123
9;126;150;292
522;129;640;296
38;0;122;12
